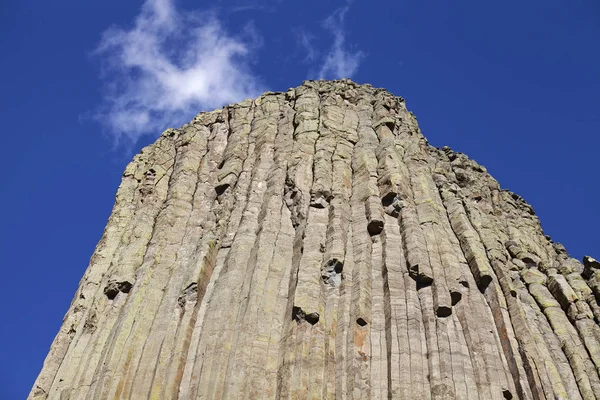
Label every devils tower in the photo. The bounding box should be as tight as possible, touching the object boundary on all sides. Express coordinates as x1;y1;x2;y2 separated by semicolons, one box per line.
30;80;600;399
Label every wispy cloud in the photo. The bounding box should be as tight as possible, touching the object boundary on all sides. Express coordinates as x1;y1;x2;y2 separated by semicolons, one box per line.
93;0;264;144
318;4;364;79
296;30;317;63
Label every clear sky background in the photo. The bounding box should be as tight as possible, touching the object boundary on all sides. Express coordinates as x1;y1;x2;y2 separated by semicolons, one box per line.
1;0;599;397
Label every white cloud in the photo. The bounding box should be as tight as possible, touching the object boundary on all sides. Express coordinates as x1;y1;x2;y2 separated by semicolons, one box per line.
318;5;364;79
94;0;264;144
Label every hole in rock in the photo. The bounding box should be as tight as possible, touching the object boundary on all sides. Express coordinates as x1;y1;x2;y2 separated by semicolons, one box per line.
334;262;343;274
305;312;320;325
451;291;462;306
436;306;452;318
381;192;396;207
119;281;132;294
478;275;492;292
415;274;433;290
104;287;119;300
521;256;537;267
104;281;133;300
292;306;302;322
367;220;384;236
292;306;319;325
215;183;230;196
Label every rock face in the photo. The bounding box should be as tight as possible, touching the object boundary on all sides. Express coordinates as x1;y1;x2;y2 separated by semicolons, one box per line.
30;80;600;399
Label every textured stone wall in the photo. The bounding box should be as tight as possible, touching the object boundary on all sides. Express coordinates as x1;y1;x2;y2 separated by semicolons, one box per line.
30;80;600;399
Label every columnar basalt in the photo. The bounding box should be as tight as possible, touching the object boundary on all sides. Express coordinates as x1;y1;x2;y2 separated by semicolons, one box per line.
31;80;600;399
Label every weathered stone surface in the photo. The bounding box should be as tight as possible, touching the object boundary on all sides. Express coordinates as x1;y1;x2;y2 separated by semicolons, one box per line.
30;80;600;399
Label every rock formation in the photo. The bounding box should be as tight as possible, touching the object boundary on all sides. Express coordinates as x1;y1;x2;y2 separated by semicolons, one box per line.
30;80;600;399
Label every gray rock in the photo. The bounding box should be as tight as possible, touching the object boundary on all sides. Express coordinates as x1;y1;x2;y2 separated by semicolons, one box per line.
30;80;600;400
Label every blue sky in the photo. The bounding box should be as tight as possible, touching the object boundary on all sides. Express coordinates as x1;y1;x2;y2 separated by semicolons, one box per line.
1;0;599;397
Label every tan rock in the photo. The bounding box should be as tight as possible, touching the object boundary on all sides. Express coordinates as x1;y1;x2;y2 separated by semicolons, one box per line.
30;80;600;400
